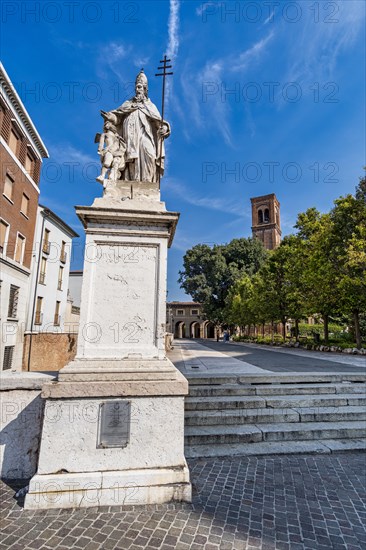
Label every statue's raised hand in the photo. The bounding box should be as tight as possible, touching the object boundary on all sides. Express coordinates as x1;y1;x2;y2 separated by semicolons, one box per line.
158;123;170;138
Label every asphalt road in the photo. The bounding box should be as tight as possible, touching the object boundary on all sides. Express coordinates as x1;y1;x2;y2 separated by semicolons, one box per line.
194;339;366;373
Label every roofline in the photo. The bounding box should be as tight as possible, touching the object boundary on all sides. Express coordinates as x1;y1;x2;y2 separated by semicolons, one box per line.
0;62;49;158
39;204;79;238
250;193;280;204
168;302;202;306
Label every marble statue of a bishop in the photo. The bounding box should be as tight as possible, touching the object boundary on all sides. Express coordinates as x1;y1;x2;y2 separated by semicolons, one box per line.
102;69;170;183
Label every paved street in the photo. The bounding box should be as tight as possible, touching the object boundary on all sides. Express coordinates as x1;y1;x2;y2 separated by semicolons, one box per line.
170;339;366;374
1;454;365;550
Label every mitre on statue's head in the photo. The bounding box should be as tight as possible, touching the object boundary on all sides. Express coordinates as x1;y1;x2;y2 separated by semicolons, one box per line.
135;69;148;95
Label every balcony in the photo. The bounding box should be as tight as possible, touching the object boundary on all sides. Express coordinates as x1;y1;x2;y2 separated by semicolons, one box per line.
60;250;67;264
39;272;46;284
42;241;50;255
34;312;43;325
54;314;61;326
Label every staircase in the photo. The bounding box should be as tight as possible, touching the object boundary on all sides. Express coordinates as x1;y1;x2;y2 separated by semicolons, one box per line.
184;373;366;458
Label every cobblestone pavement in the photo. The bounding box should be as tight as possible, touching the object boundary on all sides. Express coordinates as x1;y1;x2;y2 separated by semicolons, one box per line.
1;454;365;550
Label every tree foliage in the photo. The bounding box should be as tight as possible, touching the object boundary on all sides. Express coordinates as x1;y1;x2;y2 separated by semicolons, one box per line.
178;238;267;325
180;175;366;348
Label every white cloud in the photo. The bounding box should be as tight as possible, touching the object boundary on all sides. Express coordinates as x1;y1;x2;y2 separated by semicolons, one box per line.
178;31;274;145
133;56;150;69
285;0;364;84
164;1;181;108
196;2;223;17
167;0;180;61
165;178;245;215
231;32;275;72
263;8;276;26
49;143;95;166
96;41;130;82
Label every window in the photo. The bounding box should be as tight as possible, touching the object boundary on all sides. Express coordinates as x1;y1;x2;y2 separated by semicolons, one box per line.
35;297;43;325
191;309;199;315
14;233;25;264
0;219;9;254
58;266;64;290
177;309;185;315
39;257;47;284
7;285;19;319
3;174;14;201
25;154;34;175
60;241;67;263
3;346;14;370
54;301;61;326
20;194;29;217
9;129;19;156
258;209;263;224
264;208;270;223
42;228;50;254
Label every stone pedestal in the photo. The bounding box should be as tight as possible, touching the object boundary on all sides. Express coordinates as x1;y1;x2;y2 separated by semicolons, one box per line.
25;181;191;510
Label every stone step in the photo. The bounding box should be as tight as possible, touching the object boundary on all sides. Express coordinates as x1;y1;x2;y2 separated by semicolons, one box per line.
185;425;262;445
256;383;366;396
187;373;366;386
296;405;366;423
185;407;300;426
185;393;365;411
189;384;257;397
184;421;366;445
188;382;366;398
186;395;265;411
260;421;366;442
265;393;366;409
184;438;366;458
185;406;366;426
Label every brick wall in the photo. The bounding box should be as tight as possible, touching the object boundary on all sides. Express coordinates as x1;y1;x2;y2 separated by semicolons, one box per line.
0;146;39;268
22;332;78;371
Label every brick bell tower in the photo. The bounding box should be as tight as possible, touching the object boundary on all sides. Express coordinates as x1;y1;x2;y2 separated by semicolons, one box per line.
251;193;281;250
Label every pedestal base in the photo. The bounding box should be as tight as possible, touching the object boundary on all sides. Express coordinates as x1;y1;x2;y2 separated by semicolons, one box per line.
24;362;192;510
25;464;191;510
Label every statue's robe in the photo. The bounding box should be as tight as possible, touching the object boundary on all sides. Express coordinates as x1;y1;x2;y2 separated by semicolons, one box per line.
110;98;169;182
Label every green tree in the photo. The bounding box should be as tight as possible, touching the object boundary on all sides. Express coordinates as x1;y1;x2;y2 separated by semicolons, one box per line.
327;177;366;348
179;238;267;326
253;237;307;341
226;274;257;332
295;209;340;344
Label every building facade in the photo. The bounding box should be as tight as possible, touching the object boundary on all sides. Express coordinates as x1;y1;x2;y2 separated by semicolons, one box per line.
251;193;281;250
0;63;49;370
22;205;79;371
167;301;216;339
26;205;78;334
64;270;83;331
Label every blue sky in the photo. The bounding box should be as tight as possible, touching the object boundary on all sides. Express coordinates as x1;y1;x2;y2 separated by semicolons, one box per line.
2;0;365;300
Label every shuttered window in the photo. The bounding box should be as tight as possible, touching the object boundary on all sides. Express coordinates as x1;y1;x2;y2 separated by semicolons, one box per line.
0;219;9;253
14;234;25;263
7;285;19;318
3;346;14;370
21;194;29;216
9;129;19;155
3;174;14;200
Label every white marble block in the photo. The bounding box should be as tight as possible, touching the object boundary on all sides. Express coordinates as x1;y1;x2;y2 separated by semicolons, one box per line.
25;184;191;510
